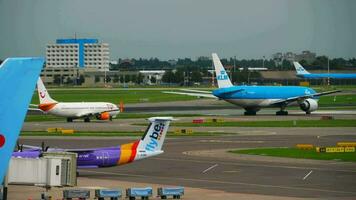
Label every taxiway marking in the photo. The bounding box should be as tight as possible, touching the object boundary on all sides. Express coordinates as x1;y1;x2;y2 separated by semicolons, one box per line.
202;164;218;173
79;169;356;195
303;170;313;180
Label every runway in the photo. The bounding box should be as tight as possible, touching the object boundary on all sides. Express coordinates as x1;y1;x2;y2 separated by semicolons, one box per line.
19;133;356;199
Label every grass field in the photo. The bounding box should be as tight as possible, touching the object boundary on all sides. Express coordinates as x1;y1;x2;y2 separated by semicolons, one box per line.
172;119;356;127
20;131;235;137
29;87;356;106
230;148;356;162
24;113;200;122
29;89;196;104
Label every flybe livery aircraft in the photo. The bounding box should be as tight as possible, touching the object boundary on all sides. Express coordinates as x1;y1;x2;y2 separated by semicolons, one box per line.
0;57;44;183
13;117;173;168
165;53;340;115
32;78;121;122
293;62;356;79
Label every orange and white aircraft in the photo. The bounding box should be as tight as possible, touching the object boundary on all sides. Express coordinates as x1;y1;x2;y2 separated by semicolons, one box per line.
32;78;121;122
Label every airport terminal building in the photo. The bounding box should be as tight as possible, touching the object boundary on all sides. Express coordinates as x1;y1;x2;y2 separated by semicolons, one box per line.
45;38;110;71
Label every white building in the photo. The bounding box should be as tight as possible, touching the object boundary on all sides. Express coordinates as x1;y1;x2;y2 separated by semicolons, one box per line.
46;38;110;71
139;70;165;85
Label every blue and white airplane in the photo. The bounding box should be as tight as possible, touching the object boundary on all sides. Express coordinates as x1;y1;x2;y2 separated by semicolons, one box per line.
0;58;44;183
293;62;356;79
165;53;340;115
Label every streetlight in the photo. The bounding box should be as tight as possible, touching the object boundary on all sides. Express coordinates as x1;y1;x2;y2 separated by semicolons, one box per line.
327;56;330;86
233;55;236;83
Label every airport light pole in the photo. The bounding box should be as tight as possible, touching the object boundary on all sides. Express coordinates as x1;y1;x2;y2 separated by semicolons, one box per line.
327;56;330;86
233;55;236;84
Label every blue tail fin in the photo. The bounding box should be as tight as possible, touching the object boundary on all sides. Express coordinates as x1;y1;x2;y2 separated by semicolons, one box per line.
0;57;44;183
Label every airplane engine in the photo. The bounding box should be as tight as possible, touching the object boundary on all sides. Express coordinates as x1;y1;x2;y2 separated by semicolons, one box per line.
299;98;318;113
97;112;110;120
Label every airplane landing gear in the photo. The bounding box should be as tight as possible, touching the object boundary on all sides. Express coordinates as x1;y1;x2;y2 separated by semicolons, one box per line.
244;108;259;116
244;110;257;116
276;110;288;115
67;118;73;122
84;117;90;123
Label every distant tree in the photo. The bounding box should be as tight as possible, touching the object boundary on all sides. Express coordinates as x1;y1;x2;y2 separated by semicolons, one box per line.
105;76;111;83
66;77;73;84
95;75;100;83
162;70;175;83
190;71;202;83
78;75;85;85
131;74;137;83
124;74;130;83
299;59;308;66
113;74;119;83
53;75;61;85
137;73;144;84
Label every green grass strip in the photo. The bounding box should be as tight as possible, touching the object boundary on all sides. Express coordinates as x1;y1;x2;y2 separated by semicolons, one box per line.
173;119;356;127
230;148;356;162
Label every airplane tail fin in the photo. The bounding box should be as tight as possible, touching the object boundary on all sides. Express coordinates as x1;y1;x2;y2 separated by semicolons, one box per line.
137;117;173;152
293;62;310;75
37;77;57;104
212;53;233;88
0;57;44;183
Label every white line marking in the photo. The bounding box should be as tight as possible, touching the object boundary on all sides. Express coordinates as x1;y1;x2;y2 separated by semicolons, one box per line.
303;170;313;180
78;169;356;195
202;164;218;173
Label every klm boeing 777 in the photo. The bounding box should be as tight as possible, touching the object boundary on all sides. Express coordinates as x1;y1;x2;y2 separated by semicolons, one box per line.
0;57;44;183
293;62;356;79
164;53;340;115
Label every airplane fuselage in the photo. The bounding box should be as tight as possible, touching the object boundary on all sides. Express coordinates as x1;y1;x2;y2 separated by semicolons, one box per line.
12;144;163;168
40;102;119;118
213;85;317;108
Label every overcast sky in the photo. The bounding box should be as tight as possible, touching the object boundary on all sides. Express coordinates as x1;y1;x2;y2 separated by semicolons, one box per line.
0;0;355;60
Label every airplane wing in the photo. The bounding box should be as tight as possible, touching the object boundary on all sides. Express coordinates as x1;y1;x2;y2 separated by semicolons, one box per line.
179;89;212;94
271;90;341;105
163;91;217;99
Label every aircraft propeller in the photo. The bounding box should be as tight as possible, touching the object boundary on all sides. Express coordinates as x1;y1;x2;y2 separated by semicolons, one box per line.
41;141;50;152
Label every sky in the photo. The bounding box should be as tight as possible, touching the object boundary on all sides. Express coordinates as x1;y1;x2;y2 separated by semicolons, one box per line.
0;0;355;60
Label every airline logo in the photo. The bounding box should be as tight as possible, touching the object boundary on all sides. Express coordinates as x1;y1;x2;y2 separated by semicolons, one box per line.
40;91;46;98
217;70;228;80
0;133;5;148
145;123;165;151
297;68;305;73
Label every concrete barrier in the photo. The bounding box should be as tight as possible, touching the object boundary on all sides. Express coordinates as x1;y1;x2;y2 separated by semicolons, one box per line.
316;146;355;153
296;144;314;150
174;129;193;135
61;129;75;134
337;142;356;147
